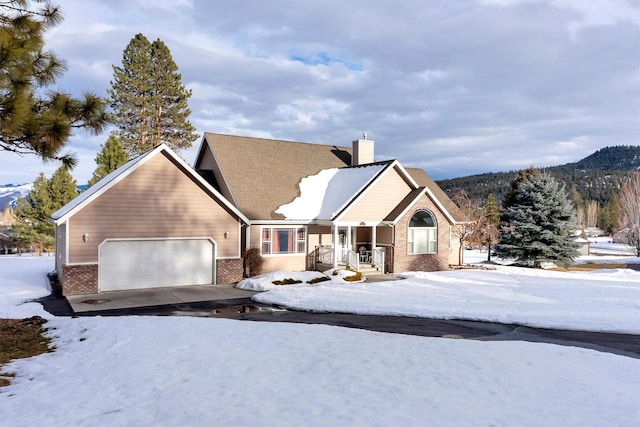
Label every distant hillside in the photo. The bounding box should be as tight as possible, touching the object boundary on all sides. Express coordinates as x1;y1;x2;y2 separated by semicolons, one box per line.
437;145;640;205
0;183;32;212
0;183;88;212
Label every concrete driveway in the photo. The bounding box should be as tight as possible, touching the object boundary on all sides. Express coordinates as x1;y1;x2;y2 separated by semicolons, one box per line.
66;284;257;313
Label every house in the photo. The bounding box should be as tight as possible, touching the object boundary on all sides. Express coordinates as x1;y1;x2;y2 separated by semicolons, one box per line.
194;133;465;275
52;133;465;296
51;144;249;295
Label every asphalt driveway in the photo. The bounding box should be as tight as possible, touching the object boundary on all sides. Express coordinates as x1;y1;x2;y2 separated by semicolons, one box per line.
35;284;640;360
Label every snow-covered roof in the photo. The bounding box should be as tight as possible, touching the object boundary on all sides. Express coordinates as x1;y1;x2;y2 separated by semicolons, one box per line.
275;163;388;220
51;144;249;225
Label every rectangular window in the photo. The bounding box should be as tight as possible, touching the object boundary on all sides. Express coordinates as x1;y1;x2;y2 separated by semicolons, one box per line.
408;229;437;254
261;227;306;255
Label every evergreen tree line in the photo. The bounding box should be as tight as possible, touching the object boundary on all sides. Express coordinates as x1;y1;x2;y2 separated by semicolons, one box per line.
12;167;77;254
458;168;640;265
438;146;640;234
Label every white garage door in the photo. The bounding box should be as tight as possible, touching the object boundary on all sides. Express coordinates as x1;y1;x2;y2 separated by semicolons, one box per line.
99;238;215;292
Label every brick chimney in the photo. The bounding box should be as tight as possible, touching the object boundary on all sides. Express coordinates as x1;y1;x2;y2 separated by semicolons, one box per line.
352;133;374;166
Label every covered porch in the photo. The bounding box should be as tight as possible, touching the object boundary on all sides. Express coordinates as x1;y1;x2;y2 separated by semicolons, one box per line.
308;223;393;273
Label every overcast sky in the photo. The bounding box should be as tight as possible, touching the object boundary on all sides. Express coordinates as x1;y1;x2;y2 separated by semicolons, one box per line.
1;0;639;185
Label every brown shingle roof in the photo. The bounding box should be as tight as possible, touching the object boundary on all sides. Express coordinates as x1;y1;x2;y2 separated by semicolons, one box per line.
199;133;353;220
405;167;466;222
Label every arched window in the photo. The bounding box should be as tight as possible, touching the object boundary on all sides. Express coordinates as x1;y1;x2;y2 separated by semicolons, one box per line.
408;210;437;254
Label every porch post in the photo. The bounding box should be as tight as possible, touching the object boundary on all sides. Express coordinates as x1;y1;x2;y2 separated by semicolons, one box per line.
372;225;377;250
332;224;338;267
346;225;352;252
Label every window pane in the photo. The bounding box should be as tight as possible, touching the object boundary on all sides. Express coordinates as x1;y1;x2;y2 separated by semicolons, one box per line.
260;228;271;254
296;228;306;254
413;229;428;253
274;229;295;254
410;210;435;227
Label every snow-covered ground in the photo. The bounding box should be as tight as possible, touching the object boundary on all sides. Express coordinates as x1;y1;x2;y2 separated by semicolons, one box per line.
245;250;640;334
0;254;639;426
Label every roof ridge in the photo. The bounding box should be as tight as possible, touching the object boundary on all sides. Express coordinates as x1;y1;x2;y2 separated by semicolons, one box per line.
340;159;396;169
204;131;351;150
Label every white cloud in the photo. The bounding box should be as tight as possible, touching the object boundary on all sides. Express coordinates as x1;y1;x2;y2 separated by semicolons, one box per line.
2;0;638;184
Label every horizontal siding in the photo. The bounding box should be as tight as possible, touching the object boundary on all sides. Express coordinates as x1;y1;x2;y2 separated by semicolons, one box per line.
376;226;393;245
340;167;411;222
262;255;307;272
69;153;241;263
307;224;333;248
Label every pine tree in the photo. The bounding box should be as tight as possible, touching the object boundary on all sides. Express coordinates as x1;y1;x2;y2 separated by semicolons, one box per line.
0;1;109;167
14;173;54;254
108;33;198;155
495;171;579;267
88;134;129;187
49;166;79;207
599;193;622;234
14;167;77;254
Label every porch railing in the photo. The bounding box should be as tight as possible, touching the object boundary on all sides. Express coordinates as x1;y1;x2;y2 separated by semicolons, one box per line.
313;245;334;267
372;247;385;274
346;249;359;271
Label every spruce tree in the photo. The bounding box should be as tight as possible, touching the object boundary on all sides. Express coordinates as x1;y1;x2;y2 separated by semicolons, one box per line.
88;134;129;187
14;167;77;254
495;171;579;267
0;1;109;167
108;33;198;155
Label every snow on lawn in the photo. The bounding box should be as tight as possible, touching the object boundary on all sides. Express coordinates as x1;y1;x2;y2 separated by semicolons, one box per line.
236;268;362;291
0;255;54;319
1;255;639;426
247;263;640;334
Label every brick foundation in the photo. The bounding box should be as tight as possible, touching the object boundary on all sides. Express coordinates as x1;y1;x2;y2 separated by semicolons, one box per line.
216;258;243;284
61;264;98;295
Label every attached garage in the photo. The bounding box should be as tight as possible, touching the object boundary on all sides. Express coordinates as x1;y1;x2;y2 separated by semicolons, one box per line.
98;238;215;291
51;144;250;296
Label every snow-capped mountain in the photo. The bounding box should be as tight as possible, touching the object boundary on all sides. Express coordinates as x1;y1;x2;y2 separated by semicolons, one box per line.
0;183;32;211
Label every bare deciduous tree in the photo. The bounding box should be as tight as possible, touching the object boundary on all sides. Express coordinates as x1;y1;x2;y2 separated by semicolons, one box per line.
586;200;598;228
451;190;480;265
471;193;501;261
618;172;640;256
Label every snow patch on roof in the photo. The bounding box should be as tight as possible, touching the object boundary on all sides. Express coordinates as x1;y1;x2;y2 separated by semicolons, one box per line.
275;164;386;220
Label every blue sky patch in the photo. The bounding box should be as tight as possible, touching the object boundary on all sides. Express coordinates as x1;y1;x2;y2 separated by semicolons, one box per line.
290;52;363;71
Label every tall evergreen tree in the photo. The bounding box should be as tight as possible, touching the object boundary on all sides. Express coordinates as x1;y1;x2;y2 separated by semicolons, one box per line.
88;133;129;187
495;171;578;267
108;33;198;155
0;1;109;167
49;166;78;206
598;193;622;234
13;167;77;254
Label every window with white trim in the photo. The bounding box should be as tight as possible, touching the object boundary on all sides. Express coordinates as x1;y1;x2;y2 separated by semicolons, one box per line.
408;210;437;254
261;227;307;255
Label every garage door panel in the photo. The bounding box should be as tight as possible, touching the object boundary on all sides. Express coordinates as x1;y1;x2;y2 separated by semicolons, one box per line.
99;239;215;292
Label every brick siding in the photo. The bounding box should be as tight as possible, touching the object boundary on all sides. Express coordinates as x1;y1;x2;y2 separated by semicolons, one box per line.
391;197;450;273
216;258;243;284
61;264;98;295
